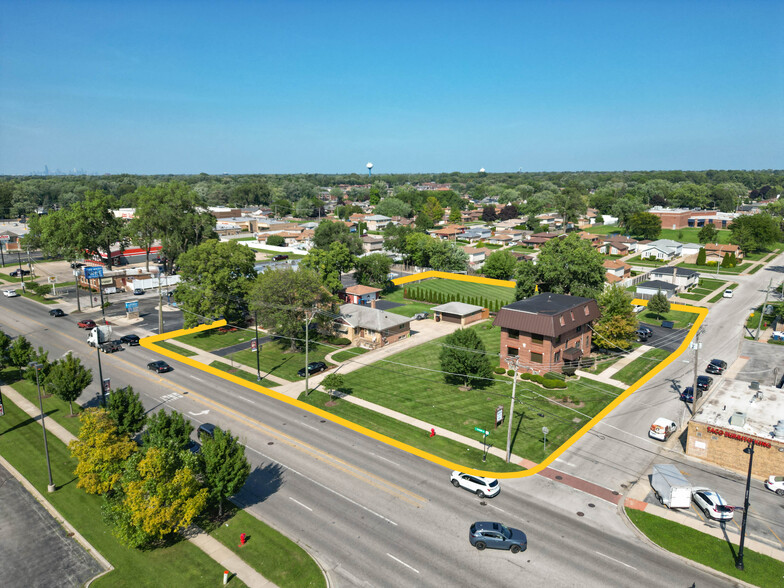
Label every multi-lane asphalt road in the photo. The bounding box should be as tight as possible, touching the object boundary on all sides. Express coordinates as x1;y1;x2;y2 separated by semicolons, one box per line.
0;284;743;587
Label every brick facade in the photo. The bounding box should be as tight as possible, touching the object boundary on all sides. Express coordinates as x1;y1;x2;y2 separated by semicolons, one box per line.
499;325;592;374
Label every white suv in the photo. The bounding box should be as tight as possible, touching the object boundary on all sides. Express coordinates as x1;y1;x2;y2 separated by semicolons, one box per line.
765;475;784;496
450;471;500;498
2;289;19;297
723;289;734;298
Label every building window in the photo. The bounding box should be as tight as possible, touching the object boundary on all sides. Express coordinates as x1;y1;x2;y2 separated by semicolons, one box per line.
584;305;590;316
531;352;543;363
531;333;543;344
576;325;582;333
507;347;518;357
507;329;519;339
559;316;565;327
553;351;560;363
570;311;575;321
555;334;561;345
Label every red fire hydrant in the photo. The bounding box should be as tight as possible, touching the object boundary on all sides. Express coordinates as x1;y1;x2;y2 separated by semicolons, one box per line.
240;533;246;546
429;428;436;438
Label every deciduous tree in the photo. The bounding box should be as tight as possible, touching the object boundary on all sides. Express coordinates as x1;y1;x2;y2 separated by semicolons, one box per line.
374;197;411;218
8;336;33;378
45;352;92;415
201;428;251;516
729;214;781;253
313;220;362;255
626;212;662;240
647;291;671;320
529;233;605;299
698;224;718;244
592;285;638;350
482;250;517;280
142;410;194;451
300;242;355;294
439;328;493;389
107;386;147;436
354;253;393;290
321;373;345;398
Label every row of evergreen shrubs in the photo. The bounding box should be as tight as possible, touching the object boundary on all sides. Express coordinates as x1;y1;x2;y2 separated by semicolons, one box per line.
695;248;738;268
403;285;506;312
491;366;568;389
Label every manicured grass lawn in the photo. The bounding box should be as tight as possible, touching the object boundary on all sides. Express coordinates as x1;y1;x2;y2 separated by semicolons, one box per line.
380;287;435;317
210;510;324;588
584;225;623;236
743;251;768;261
327;323;622;463
640;309;698;329
0;394;246;588
659;227;732;244
697;278;727;291
175;328;257;352
9;372;84;437
156;340;197;357
298;390;523;472
330;347;371;363
20;290;57;304
677;261;751;274
208;361;279;388
678;292;705;301
509;245;536;253
626;508;784;588
748;263;764;274
626;255;669;267
707;284;736;303
227;340;333;382
611;348;671;385
253;247;307;256
584;355;621;375
402;278;515;308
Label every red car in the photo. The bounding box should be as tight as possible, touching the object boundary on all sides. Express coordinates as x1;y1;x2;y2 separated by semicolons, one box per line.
77;319;96;329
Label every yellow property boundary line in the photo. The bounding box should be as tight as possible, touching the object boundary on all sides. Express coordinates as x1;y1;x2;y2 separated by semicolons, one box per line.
140;271;707;479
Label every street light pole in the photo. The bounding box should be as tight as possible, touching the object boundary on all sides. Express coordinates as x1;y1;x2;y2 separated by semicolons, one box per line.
30;362;55;493
736;441;755;571
254;309;261;381
304;310;315;395
755;278;773;341
157;268;164;334
504;356;519;463
690;330;702;412
96;345;106;407
17;252;25;293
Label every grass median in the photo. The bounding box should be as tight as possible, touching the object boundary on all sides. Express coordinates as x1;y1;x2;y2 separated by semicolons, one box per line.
611;348;671;386
330;347;370;363
155;340;197;356
626;508;784;587
209;360;280;387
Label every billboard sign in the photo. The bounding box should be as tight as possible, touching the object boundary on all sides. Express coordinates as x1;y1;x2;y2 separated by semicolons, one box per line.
125;301;139;313
84;266;104;280
0;235;9;242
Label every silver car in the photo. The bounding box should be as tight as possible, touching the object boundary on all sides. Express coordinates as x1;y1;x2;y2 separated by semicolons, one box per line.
692;487;734;520
450;471;500;498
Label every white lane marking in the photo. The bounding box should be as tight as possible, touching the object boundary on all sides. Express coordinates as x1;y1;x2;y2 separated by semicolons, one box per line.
554;458;576;467
188;410;209;416
387;553;419;574
487;503;511;516
245;446;397;526
300;422;319;431
161;392;183;402
289;497;313;512
595;551;637;570
189;374;204;382
370;452;400;466
238;396;257;405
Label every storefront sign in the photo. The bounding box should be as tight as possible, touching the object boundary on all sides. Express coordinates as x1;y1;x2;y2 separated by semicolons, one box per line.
707;426;772;448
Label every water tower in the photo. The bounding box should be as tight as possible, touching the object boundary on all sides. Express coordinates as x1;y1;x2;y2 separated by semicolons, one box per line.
366;162;374;177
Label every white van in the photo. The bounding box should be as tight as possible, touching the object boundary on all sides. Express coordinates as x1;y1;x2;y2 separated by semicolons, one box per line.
649;418;677;441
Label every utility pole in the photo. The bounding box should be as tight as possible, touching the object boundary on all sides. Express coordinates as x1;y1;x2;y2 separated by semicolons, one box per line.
75;268;82;312
755;278;773;341
157;269;164;334
691;330;703;412
17;252;25;293
304;310;315;395
254;309;261;381
504;356;520;463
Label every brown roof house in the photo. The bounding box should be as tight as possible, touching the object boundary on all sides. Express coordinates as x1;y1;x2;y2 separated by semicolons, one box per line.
336;304;411;349
704;243;744;262
341;285;381;306
493;293;600;374
603;259;631;284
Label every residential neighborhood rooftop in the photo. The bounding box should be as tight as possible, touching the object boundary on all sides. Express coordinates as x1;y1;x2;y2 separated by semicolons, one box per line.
339;303;410;331
430;302;484;316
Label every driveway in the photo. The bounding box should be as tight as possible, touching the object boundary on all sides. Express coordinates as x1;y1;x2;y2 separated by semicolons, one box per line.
639;321;689;352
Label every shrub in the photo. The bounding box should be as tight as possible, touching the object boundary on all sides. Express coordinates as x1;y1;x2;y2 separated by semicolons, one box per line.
507;369;514;376
493;366;506;375
332;337;351;346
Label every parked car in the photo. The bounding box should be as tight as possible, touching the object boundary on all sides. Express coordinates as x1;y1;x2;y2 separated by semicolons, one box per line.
468;522;527;553
77;319;97;329
297;361;327;378
450;471;500;498
9;269;31;277
649;418;677;441
147;360;172;373
696;375;713;392
100;340;122;353
661;320;675;329
764;475;784;496
272;254;288;261
679;386;703;403
705;359;727;375
723;289;734;298
635;328;650;342
197;423;216;441
133;288;145;295
3;289;19;297
692;487;734;521
120;334;140;346
414;312;430;320
49;308;65;317
637;325;653;338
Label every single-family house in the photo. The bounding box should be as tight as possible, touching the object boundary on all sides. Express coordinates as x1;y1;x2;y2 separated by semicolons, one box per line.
432;225;464;240
601;235;638;255
493;293;600;374
365;215;392;231
486;233;513;246
462;246;491;266
704;243;744;262
603;260;631;284
637;239;683;260
635;280;677;299
462;227;492;243
336;303;411;349
361;235;385;254
649;266;699;290
431;302;486;326
341;285;382;306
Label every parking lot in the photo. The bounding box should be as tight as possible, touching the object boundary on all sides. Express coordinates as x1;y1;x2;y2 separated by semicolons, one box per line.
736;338;782;388
639;321;690;352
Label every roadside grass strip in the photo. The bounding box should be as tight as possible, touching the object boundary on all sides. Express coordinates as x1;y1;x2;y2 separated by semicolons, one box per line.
155;340;197;356
0;393;247;588
677;261;751;274
330;347;371;363
9;373;84;437
209;361;279;387
708;282;738;303
748;264;764;274
626;508;784;588
174;328;256;352
611;349;672;385
141;272;707;479
227;340;333;382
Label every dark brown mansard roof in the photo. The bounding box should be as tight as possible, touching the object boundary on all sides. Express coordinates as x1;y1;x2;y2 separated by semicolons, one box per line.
493;293;600;338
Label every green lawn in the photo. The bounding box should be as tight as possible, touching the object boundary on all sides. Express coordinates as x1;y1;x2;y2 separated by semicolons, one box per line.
155;341;197;357
584;226;733;245
0;393;247;588
677;292;705;301
626;508;784;588
509;245;536;253
226;339;333;382
743;250;768;261
324;323;623;463
175;328;257;352
401;278;515;308
379;287;435;317
708;282;737;303
697;278;727;291
584;225;624;236
20;290;57;304
208;361;279;388
210;510;324;588
748;263;764;274
626;255;670;267
677;261;751;274
9;371;85;437
611;348;671;385
584;355;622;375
640;309;698;329
299;390;522;472
330;347;371;363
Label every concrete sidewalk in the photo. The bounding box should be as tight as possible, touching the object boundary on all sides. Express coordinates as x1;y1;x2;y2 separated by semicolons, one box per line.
0;384;278;588
601;344;651;379
574;368;628;389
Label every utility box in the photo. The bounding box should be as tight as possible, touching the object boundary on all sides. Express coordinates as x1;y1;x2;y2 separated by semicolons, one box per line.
651;464;692;509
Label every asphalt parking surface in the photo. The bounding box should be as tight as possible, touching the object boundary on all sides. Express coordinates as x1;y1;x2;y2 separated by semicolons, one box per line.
736;339;782;387
639;321;689;352
0;463;104;587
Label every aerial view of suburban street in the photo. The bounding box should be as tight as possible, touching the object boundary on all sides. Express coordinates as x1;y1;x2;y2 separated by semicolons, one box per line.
1;1;783;587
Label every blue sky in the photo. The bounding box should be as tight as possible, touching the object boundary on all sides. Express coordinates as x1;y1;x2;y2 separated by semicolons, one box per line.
1;0;782;174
